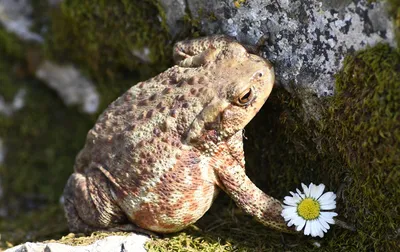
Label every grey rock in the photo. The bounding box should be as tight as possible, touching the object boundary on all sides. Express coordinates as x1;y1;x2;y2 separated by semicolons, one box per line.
321;0;353;11
159;0;187;37
35;61;100;114
0;89;26;117
6;234;149;252
131;47;152;63
0;0;44;43
162;0;395;97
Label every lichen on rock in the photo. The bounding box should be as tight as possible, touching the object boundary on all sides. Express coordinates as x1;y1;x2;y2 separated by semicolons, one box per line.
0;0;44;43
35;61;100;114
177;0;396;97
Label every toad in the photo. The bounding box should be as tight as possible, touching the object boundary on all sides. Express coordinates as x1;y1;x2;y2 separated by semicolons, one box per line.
63;35;292;234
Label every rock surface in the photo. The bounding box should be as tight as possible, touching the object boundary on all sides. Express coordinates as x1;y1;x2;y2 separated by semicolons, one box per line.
162;0;395;96
159;0;186;37
0;0;44;42
35;61;100;114
0;89;26;117
6;234;149;252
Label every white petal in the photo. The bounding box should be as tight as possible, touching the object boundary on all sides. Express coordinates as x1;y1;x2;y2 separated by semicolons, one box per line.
283;215;293;222
304;220;311;236
296;188;305;198
318;191;336;203
301;183;310;197
285;211;302;226
314;220;321;237
282;204;295;209
284;195;300;206
282;204;289;208
289;191;304;203
310;220;317;237
296;218;306;231
317;219;327;233
287;218;296;227
295;193;304;202
292;215;305;226
281;206;297;219
320;203;336;210
320;211;338;224
317;224;325;238
310;220;324;238
310;183;325;199
318;217;330;231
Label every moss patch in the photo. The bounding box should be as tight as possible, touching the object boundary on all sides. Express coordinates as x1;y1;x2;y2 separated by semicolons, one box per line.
387;0;400;46
48;231;133;246
0;29;25;101
324;43;399;250
47;0;171;82
0;205;67;249
0;26;94;203
0;27;92;248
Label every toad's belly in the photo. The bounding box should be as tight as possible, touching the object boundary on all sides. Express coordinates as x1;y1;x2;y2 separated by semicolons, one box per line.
123;182;219;233
108;146;222;232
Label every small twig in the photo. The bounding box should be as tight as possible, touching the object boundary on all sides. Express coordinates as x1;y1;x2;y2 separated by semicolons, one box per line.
334;218;356;232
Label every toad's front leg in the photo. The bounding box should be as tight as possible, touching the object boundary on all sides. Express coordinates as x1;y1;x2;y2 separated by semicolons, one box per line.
215;164;296;233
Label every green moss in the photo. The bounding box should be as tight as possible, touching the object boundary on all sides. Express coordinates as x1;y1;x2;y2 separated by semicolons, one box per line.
0;80;94;202
387;0;400;46
0;205;67;249
46;0;171;82
50;231;132;246
0;27;93;248
0;28;25;101
0;26;94;202
324;43;400;250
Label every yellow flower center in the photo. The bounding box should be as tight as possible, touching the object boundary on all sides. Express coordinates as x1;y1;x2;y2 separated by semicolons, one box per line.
297;198;320;220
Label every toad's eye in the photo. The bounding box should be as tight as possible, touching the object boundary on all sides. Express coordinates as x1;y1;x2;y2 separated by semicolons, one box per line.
236;87;254;106
253;71;263;79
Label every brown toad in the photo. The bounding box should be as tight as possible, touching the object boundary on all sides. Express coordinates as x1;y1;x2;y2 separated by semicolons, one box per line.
63;35;292;234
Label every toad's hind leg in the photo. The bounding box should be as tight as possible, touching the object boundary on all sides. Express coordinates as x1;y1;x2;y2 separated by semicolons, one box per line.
63;170;125;232
63;169;153;235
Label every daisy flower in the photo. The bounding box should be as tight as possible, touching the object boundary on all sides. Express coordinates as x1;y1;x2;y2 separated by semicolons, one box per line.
281;183;337;238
